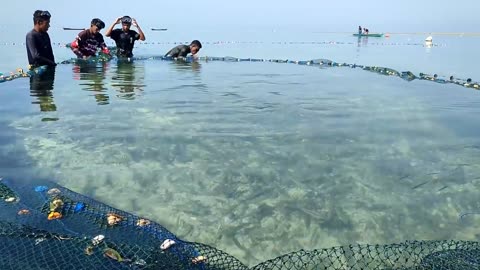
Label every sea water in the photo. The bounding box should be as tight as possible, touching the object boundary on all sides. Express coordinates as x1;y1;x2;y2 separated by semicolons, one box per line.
1;27;480;266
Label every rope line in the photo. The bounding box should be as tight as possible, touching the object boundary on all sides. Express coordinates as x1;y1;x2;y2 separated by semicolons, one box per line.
0;41;446;47
1;53;478;90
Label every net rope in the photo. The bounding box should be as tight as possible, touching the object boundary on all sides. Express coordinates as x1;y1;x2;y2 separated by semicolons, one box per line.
1;45;478;90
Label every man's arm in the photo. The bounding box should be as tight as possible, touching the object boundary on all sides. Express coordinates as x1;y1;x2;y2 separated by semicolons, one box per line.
70;30;87;58
70;36;84;58
105;17;121;37
98;35;111;55
132;19;145;41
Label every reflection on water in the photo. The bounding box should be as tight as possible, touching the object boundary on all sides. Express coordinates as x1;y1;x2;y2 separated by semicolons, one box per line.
112;60;145;100
356;36;369;48
72;60;147;104
73;62;110;105
425;41;433;53
30;67;56;113
171;60;202;73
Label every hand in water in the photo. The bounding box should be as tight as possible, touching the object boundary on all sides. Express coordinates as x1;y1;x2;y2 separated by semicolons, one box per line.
102;47;110;55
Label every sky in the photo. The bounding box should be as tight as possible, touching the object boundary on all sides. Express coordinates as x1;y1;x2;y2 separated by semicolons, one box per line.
1;0;479;34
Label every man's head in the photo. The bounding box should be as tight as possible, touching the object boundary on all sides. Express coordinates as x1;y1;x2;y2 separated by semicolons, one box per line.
90;18;105;34
33;10;51;32
189;40;202;55
120;16;132;31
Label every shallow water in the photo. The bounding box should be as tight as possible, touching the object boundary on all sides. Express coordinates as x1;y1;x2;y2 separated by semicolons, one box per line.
1;31;480;266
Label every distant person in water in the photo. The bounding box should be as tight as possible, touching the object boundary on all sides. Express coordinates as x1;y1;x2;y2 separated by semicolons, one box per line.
70;18;110;59
26;10;56;68
105;16;145;58
358;26;362;35
164;40;202;58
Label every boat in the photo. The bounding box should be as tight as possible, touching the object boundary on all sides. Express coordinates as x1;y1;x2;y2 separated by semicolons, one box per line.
353;33;384;37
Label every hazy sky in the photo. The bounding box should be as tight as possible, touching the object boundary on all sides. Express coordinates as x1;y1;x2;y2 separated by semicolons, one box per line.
2;0;478;33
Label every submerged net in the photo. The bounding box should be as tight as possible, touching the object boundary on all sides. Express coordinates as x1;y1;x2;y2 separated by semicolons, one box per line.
1;177;479;269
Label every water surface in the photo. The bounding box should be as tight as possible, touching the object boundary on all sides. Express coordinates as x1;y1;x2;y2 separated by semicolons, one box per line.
1;31;480;266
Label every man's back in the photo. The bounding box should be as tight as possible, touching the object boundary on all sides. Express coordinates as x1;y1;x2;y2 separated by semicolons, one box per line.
165;45;190;58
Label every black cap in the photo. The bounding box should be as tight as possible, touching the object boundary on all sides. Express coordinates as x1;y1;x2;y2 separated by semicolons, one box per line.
91;18;105;29
121;16;132;24
34;10;51;19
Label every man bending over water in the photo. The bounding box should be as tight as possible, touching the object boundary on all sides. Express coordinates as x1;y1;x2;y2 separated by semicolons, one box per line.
70;18;111;59
165;40;202;58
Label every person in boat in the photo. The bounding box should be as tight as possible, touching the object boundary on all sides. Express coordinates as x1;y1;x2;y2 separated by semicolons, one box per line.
358;26;362;35
105;16;145;58
365;28;369;35
70;18;111;59
165;40;202;58
26;10;56;68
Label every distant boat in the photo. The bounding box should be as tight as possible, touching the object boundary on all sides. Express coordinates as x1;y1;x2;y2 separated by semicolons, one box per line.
425;36;433;42
353;33;384;37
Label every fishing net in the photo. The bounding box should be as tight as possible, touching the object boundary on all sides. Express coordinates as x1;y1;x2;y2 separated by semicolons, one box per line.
1;51;479;90
1;177;479;269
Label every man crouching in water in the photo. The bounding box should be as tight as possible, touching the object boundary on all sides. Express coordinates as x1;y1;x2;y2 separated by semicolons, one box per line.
165;40;202;58
70;18;111;59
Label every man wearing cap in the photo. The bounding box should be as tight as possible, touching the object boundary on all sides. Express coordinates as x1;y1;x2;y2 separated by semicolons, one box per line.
26;10;56;68
105;16;145;58
70;18;111;59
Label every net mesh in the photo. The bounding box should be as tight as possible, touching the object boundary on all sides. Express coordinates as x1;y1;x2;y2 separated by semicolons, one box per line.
1;178;479;269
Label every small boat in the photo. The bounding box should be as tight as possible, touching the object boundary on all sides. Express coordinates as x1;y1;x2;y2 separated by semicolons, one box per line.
353;33;384;37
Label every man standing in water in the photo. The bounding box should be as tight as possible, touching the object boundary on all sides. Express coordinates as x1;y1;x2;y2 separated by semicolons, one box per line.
26;10;56;68
165;40;202;58
26;10;57;112
105;16;146;58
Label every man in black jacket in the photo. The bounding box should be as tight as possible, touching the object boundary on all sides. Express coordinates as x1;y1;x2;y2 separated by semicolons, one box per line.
105;16;146;58
26;10;56;68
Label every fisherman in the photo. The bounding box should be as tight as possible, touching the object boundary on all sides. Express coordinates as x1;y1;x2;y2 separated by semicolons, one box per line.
105;16;145;58
165;40;202;58
70;18;110;59
26;10;56;68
